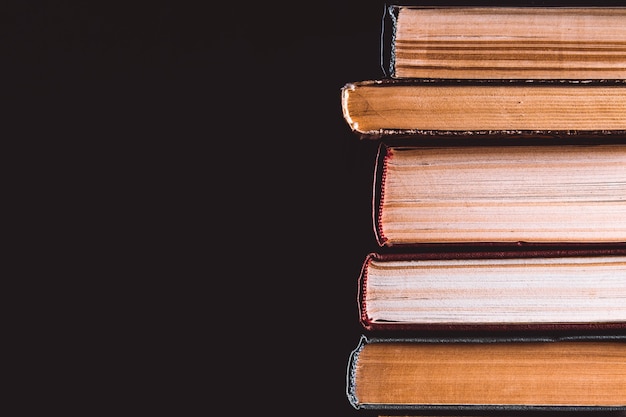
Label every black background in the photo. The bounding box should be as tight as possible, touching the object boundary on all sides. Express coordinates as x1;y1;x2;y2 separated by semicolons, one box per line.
16;1;626;416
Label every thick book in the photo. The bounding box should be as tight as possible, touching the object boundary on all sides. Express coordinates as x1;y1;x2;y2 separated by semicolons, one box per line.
341;79;626;139
358;251;626;332
383;5;626;79
347;335;626;411
372;142;626;246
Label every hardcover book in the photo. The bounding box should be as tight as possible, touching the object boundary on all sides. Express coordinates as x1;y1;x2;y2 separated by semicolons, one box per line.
342;4;626;415
383;5;626;79
347;335;626;411
341;79;626;139
358;251;626;332
371;142;626;246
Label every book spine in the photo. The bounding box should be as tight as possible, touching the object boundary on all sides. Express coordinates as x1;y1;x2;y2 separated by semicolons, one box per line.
372;143;388;247
346;335;368;409
381;4;399;78
358;253;374;331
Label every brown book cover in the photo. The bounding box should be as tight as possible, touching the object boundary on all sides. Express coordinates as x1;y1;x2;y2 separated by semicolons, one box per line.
341;79;626;140
382;5;626;80
347;334;626;411
358;251;626;333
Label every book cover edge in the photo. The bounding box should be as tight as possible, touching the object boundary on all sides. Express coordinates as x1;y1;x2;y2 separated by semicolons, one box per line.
346;334;369;409
372;142;388;247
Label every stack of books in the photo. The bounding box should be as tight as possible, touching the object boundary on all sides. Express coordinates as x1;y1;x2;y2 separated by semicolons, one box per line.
341;5;626;413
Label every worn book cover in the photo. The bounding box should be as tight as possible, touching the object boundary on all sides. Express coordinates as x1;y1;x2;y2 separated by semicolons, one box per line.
347;334;626;411
341;79;626;139
382;5;626;79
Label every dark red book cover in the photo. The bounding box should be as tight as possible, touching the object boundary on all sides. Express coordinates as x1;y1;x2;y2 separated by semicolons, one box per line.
358;250;626;333
372;141;626;248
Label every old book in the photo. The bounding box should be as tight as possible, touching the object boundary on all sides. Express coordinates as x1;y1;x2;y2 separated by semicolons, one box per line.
358;251;626;332
341;79;626;139
383;6;626;79
372;142;626;246
347;335;626;410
